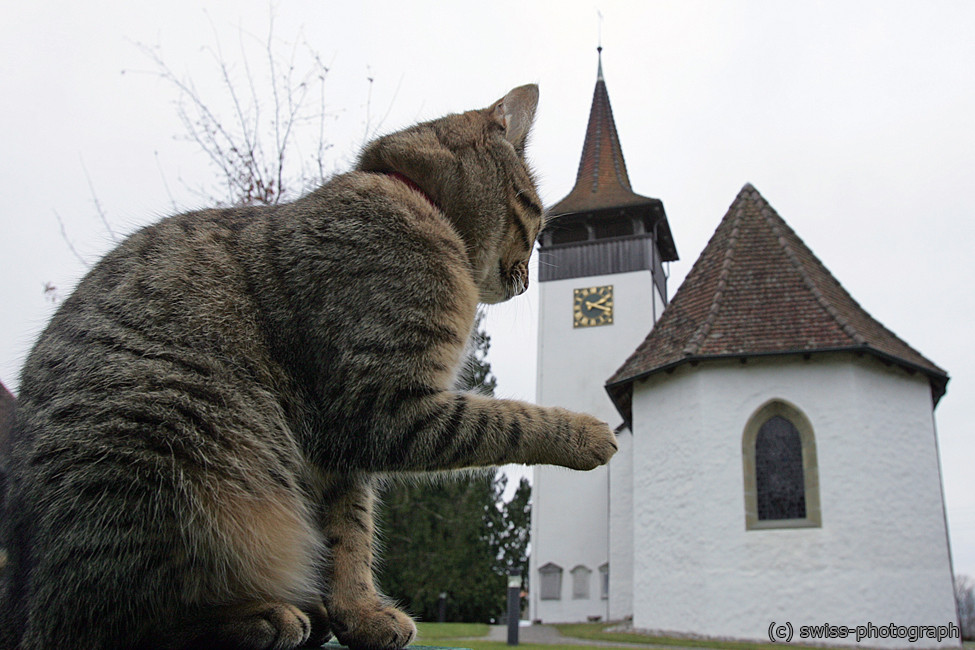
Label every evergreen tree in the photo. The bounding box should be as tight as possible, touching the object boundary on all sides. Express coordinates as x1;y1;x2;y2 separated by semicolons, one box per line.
488;476;532;590
453;310;497;396
376;309;532;622
378;474;506;622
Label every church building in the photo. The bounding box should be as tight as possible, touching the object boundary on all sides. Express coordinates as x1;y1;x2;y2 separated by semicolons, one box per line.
530;52;959;647
530;49;677;624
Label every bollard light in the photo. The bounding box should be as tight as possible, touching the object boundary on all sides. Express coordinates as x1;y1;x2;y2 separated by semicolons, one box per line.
507;570;521;646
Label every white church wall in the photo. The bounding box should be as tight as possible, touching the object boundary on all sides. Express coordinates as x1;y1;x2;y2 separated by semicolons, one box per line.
630;354;958;648
653;278;667;325
531;464;610;623
531;269;661;623
536;269;658;424
609;428;634;621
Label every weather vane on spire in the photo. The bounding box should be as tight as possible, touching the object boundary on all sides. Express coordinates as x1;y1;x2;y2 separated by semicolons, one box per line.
597;10;604;80
597;10;604;50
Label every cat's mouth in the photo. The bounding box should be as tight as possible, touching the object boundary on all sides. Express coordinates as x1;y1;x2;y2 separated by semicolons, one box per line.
504;260;530;299
480;261;529;304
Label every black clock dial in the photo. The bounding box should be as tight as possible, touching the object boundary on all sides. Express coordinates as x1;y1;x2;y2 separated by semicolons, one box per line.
573;285;614;328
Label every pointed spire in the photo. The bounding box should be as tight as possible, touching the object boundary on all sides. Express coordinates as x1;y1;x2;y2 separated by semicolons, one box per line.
549;46;655;217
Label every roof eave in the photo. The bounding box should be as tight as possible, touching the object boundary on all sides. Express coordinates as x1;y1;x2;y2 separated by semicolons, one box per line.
545;198;679;262
605;345;949;428
548;189;660;218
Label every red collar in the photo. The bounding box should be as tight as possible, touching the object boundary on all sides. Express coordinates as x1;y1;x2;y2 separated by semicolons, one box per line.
385;172;439;211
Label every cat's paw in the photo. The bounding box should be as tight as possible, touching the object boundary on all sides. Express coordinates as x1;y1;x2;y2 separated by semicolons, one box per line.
562;412;618;470
331;602;416;650
300;601;333;648
189;601;313;650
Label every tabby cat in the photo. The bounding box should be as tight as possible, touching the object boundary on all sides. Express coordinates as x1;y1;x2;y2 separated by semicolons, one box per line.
0;84;616;650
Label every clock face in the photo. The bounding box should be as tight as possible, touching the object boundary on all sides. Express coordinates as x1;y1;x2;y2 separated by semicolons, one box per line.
573;285;614;328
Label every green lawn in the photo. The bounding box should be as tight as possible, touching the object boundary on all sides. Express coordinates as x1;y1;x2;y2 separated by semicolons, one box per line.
415;622;785;650
554;623;781;650
415;621;972;650
415;636;629;650
413;622;636;650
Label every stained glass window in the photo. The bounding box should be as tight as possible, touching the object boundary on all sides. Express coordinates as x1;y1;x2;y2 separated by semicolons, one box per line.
755;415;806;520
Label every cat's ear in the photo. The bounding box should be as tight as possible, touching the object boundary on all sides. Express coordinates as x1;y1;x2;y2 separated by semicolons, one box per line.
490;84;538;154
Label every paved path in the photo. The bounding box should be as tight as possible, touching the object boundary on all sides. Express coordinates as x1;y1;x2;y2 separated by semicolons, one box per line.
479;624;687;648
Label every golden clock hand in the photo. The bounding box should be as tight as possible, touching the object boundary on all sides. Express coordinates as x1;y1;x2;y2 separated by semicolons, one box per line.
585;301;612;313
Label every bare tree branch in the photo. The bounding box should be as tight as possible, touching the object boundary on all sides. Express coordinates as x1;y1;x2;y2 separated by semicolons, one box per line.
79;157;116;242
154;150;179;214
52;210;88;267
46;11;341;303
130;8;333;207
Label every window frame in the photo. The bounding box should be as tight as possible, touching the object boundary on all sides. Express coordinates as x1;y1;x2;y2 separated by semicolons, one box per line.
570;565;591;600
742;399;822;530
538;562;563;600
598;563;609;600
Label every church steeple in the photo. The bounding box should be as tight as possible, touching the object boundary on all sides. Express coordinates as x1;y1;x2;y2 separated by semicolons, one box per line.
549;47;646;216
540;48;678;282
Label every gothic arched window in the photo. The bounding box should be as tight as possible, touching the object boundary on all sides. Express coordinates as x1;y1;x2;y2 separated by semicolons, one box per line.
742;400;821;530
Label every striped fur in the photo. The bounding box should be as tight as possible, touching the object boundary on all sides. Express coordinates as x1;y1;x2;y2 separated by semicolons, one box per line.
0;85;616;650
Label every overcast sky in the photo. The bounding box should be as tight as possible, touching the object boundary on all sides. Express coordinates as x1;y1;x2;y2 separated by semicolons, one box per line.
2;1;973;580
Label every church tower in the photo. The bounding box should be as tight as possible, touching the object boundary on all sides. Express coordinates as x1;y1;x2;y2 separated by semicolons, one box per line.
530;49;678;623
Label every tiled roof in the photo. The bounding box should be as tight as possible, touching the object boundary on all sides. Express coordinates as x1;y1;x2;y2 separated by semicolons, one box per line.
549;52;661;217
606;184;948;422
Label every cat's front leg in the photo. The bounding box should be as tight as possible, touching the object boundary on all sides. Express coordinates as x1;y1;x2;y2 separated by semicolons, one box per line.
370;391;617;472
318;473;416;650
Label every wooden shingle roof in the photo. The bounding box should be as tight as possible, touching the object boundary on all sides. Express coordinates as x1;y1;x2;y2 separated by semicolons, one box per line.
606;184;948;423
